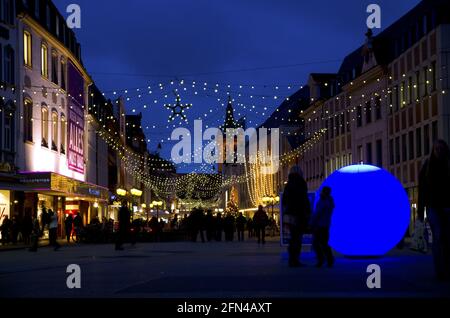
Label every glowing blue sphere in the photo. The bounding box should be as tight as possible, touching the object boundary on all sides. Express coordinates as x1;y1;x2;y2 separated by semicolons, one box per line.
315;164;410;257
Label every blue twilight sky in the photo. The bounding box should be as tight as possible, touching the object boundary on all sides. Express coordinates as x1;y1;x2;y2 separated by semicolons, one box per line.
54;0;421;173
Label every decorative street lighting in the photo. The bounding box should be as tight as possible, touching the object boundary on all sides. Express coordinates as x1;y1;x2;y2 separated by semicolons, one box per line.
262;195;280;219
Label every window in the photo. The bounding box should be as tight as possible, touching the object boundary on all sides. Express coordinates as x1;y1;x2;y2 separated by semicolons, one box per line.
357;106;362;127
375;97;382;120
4;46;14;84
0;43;2;83
358;145;363;163
24;99;33;142
41;107;48;147
409;131;414;160
423;67;428;96
51;110;58;151
0;0;14;24
414;71;420;101
23;31;32;67
395;137;400;164
335;117;340;137
376;140;382;167
402;134;407;162
365;101;372;124
4;110;14;151
416;127;422;158
389;139;394;165
34;0;40;18
400;82;406;108
51;51;58;84
60;114;66;154
393;85;399;112
407;77;412;105
432;121;438;143
431;62;436;92
340;114;345;134
366;142;373;165
60;58;66;91
424;124;430;155
41;43;48;78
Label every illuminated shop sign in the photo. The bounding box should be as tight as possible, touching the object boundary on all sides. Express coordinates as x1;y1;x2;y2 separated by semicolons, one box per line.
67;61;85;174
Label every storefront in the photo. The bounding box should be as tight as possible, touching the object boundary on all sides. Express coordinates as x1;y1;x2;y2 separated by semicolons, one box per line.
10;171;110;238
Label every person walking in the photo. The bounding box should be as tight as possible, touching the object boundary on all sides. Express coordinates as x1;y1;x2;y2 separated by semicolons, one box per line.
1;216;12;245
247;218;254;238
236;212;246;242
223;213;236;242
418;139;450;281
73;213;83;242
64;214;73;243
48;209;61;251
40;206;49;235
282;166;311;267
115;202;130;250
311;186;335;268
253;206;269;244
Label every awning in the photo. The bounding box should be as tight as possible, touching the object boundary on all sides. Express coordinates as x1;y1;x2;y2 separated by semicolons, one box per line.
14;172;109;202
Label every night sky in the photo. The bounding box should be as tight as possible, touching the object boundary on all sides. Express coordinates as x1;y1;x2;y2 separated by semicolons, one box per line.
54;0;420;173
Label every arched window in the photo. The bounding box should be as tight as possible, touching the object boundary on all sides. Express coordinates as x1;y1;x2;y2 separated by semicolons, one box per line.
60;114;66;154
41;43;48;78
51;110;58;151
41;106;48;147
24;98;33;142
23;31;32;67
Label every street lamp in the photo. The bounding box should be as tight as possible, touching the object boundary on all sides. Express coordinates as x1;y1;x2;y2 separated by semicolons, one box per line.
262;195;280;219
152;200;163;221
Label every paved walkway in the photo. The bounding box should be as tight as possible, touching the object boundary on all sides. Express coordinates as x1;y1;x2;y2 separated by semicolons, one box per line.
0;236;448;298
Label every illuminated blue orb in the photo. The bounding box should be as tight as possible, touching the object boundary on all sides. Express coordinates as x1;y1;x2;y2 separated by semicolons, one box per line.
315;164;410;257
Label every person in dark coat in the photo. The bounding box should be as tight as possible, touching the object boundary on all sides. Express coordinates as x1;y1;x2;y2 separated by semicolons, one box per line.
115;202;130;250
11;217;20;244
29;213;41;252
1;216;12;245
40;206;49;234
418;139;450;281
204;210;215;242
73;213;83;242
253;206;269;244
190;208;205;243
236;212;246;242
223;213;236;242
215;213;223;241
282;166;311;267
64;215;73;243
311;186;335;268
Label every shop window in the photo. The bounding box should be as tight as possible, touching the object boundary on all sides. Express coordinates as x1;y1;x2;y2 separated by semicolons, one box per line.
366;142;373;165
375;97;382;120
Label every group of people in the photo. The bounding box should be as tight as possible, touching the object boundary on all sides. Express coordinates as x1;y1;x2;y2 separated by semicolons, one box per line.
186;207;275;244
282;166;335;268
281;139;450;282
